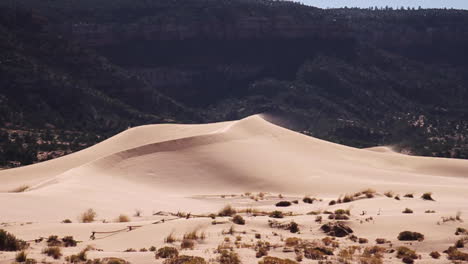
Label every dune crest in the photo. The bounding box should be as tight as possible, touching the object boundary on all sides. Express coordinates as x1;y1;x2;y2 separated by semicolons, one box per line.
1;115;468;222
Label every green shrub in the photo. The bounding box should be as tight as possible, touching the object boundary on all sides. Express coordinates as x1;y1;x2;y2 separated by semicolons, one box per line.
0;229;27;251
397;231;424;241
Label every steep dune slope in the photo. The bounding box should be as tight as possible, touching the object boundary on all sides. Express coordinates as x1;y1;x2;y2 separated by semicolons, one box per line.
1;115;467;222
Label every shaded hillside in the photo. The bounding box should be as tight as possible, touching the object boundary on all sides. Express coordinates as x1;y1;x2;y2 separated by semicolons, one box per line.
0;7;197;166
1;0;468;166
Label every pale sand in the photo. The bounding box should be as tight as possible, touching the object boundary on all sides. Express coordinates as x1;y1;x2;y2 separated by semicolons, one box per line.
0;115;467;263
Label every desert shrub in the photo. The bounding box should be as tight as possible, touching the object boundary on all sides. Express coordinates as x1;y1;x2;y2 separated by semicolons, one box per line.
396;246;417;259
218;249;240;264
156;247;179;259
429;251;440;259
424;210;435;213
456;227;468;235
180;239;195;250
46;235;62;246
455;238;465;248
321;222;353;237
256;246;268;258
232;215;245;225
183;230;205;241
303;197;314;204
102;257;129;264
401;257;414;264
0;229;27;251
43;246;62;259
269;211;284;218
304;246;333;260
289;222;299;233
149;246;157;252
359;238;368;244
397;231;424;241
163;255;207;264
342;195;354;203
134;209;142;217
328;214;349;220
404;193;414;198
421;192;434;201
15;251;27;262
255;234;261;239
445;246;468;261
62;219;72;223
329;200;336;206
218;205;237;217
384;191;394;198
375;238;386;244
334;209;350;215
292;200;298;204
276;201;292;207
65;248;88;262
62;236;77;247
285;237;301;247
259;256;298;264
165;233;177;243
80;208;97;223
116;214;130;222
402;208;413;214
124;248;136;252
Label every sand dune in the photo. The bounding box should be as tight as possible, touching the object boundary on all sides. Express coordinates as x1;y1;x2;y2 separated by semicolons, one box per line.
1;115;467;263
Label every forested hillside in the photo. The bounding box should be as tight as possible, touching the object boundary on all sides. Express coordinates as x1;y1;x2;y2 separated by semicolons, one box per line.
1;0;468;167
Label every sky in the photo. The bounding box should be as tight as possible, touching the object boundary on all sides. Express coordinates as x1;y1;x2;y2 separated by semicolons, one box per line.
300;0;468;9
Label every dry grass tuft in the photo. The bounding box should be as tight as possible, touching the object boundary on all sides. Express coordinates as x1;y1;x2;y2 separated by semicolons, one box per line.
156;247;179;259
163;255;207;264
180;239;195;250
43;246;62;259
183;230;206;241
80;208;97;223
259;256;298;264
116;214;130;223
218;205;237;217
165;232;177;243
383;191;394;198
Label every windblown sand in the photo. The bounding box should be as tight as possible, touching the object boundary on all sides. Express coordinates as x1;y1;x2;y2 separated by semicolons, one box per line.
0;115;467;263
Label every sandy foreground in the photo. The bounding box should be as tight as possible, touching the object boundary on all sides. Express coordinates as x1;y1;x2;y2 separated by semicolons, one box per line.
0;115;467;263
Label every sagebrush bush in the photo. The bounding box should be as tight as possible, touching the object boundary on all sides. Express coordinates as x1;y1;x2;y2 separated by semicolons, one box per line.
218;205;236;217
429;251;440;259
80;208;97;223
218;249;241;264
43;246;62;259
65;248;88;262
156;247;179;259
259;256;298;264
397;231;424;241
163;255;207;264
0;229;27;251
15;250;27;262
284;237;301;247
269;211;284;218
396;246;417;260
445;246;468;261
232;215;245;225
180;239;194;250
421;192;435;201
275;201;292;207
402;208;413;214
